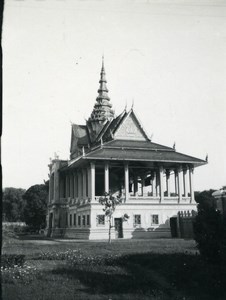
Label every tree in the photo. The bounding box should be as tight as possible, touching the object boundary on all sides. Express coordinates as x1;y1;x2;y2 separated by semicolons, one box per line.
99;192;128;243
195;189;216;208
3;188;26;222
193;201;226;263
23;183;48;230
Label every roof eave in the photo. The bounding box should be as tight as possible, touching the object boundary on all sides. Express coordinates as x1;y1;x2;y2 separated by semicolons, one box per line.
83;155;207;166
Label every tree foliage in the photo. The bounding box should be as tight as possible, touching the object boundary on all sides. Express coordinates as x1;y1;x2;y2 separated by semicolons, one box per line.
99;192;125;243
194;201;226;263
3;188;26;221
23;183;48;230
195;189;216;208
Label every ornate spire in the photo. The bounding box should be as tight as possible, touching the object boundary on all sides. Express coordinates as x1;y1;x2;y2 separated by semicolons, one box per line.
89;57;114;122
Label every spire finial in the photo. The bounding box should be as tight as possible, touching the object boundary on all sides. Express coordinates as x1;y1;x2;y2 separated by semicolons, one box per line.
88;57;114;124
102;54;104;70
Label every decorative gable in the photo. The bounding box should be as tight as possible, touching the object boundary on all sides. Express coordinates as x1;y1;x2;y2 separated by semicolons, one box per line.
114;110;149;141
70;124;89;159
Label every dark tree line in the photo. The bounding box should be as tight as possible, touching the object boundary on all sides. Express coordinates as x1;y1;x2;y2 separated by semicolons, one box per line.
195;189;216;208
3;188;26;222
194;189;226;263
3;182;48;229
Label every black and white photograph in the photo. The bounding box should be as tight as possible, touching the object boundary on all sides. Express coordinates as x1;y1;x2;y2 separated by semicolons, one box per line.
2;0;226;299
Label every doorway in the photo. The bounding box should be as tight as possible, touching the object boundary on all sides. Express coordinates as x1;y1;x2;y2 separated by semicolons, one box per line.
114;218;123;238
170;217;178;238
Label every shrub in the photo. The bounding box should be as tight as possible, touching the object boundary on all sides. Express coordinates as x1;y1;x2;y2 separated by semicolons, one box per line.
1;255;25;269
193;204;226;263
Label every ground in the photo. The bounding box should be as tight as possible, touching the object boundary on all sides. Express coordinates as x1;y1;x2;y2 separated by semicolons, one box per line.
1;229;226;300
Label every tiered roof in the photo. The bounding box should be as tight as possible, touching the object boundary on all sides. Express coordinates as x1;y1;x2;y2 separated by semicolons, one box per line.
88;57;114;122
68;58;207;168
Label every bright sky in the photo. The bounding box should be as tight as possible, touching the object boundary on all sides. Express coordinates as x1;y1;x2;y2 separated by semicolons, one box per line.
2;0;226;191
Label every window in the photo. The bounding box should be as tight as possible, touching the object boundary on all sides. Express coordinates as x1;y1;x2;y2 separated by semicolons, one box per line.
74;214;76;226
134;214;141;227
87;215;90;226
82;215;86;226
78;215;81;226
97;215;105;226
151;215;159;225
70;214;72;226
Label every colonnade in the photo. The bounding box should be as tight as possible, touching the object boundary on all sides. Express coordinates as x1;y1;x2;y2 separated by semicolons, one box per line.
60;168;91;201
50;161;195;204
144;166;195;202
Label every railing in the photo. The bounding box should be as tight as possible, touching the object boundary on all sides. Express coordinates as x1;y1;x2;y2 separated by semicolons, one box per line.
53;196;192;206
127;196;192;204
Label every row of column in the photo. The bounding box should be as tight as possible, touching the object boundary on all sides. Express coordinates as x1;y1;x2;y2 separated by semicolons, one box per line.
174;167;194;201
60;163;96;202
62;169;87;199
102;162;194;203
56;162;194;203
156;166;194;202
130;167;194;202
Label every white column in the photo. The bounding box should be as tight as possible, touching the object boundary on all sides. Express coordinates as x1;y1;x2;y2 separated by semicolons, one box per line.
134;175;138;196
59;176;64;198
166;170;171;197
141;176;145;196
90;162;95;202
70;173;74;198
178;166;183;202
65;174;69;198
152;172;156;197
78;170;82;199
183;167;188;198
189;167;195;203
82;169;87;198
159;166;164;202
76;172;79;198
73;172;77;198
49;175;53;202
174;170;178;196
156;173;160;197
104;162;109;194
124;163;129;201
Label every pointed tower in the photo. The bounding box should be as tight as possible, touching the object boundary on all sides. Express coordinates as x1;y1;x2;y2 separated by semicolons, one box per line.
87;57;114;141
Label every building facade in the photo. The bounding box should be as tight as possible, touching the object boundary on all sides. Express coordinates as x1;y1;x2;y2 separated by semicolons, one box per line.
46;59;207;239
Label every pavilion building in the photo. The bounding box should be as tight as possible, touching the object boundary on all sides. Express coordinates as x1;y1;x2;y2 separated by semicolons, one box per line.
46;59;207;239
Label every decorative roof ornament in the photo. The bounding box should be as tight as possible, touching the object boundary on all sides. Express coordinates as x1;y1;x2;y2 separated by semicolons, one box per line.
125;100;127;112
54;152;59;160
89;56;114;123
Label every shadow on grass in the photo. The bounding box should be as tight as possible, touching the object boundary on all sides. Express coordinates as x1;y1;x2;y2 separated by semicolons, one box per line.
18;235;52;240
52;253;226;299
52;264;163;298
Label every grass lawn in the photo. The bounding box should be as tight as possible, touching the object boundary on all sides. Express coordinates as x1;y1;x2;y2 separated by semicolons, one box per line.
2;229;226;300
